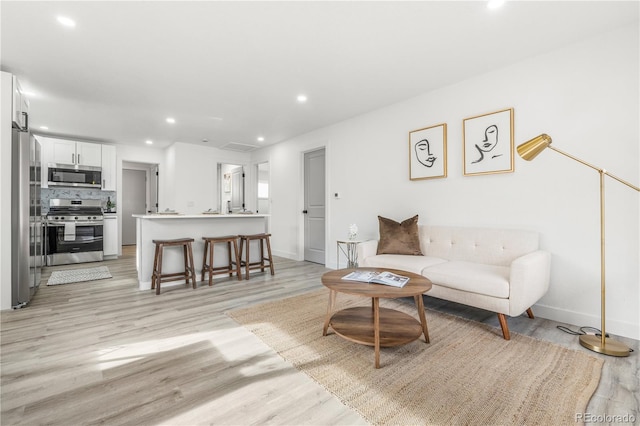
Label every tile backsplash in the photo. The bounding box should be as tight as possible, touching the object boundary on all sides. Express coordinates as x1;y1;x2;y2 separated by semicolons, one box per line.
41;188;116;214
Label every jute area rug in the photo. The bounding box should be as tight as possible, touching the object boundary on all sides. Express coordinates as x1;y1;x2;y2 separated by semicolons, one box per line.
47;266;112;286
227;289;603;425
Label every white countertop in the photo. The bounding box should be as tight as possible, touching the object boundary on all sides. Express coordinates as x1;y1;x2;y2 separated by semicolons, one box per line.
133;213;269;219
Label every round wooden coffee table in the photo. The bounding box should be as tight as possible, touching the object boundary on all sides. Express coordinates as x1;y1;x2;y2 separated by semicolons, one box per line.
321;268;432;368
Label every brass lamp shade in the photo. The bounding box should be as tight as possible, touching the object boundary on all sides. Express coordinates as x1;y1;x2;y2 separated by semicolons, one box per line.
517;134;552;161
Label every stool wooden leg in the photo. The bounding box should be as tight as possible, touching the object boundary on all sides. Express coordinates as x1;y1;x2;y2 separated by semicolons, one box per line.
156;245;164;295
202;241;215;287
183;245;190;286
226;241;233;277
232;239;242;280
152;243;160;290
188;242;196;289
201;240;208;283
265;236;275;275
209;243;216;287
259;239;265;272
245;239;250;280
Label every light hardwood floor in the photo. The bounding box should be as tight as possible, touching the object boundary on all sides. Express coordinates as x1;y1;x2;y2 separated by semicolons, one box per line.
1;246;638;425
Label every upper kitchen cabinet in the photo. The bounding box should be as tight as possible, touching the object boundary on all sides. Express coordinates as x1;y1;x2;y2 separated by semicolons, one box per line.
11;75;30;131
51;139;101;167
101;144;116;191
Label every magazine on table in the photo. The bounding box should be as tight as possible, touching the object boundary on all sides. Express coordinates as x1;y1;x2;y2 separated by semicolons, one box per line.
341;270;410;288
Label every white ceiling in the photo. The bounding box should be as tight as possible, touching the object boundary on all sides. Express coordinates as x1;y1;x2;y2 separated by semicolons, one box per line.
1;1;638;150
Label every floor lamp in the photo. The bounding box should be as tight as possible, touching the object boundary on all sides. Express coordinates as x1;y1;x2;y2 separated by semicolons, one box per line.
517;134;638;357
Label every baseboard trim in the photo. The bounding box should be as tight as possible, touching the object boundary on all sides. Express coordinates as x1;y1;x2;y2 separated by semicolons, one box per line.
533;303;639;341
271;249;299;260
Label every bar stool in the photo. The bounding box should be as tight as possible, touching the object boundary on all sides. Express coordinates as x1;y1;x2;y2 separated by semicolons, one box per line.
151;238;196;295
201;235;242;285
236;233;275;280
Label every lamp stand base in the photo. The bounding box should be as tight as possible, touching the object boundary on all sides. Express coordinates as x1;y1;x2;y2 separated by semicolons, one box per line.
579;334;630;357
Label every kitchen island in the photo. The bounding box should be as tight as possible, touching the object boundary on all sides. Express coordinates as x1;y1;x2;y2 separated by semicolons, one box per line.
133;213;269;290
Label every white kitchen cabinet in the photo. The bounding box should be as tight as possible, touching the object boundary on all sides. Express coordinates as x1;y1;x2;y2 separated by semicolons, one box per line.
51;139;101;167
77;142;102;166
51;139;75;164
12;75;29;131
103;215;118;258
101;144;117;191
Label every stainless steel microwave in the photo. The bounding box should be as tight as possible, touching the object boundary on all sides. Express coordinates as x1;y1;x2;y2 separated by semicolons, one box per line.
47;163;102;188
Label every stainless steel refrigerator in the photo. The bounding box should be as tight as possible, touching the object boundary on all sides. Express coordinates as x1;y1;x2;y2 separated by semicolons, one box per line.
11;127;41;308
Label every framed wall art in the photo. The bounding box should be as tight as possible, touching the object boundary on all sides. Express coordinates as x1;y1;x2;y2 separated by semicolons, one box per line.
463;108;514;176
409;123;447;180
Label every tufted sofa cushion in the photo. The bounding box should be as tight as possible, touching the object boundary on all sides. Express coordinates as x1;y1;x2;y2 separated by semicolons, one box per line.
422;261;510;298
359;253;447;275
418;226;539;267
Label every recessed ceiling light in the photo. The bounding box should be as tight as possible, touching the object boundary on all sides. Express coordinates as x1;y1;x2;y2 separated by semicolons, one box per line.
257;136;265;142
166;117;175;124
297;94;308;103
40;126;49;130
487;0;505;9
57;16;76;27
146;140;153;145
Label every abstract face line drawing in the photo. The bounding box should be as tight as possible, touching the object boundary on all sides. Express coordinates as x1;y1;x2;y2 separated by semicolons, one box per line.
415;138;437;168
471;124;503;164
463;108;514;176
409;122;447;180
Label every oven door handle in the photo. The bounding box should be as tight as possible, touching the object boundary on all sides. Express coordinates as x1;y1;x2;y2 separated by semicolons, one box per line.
46;221;104;226
46;221;67;226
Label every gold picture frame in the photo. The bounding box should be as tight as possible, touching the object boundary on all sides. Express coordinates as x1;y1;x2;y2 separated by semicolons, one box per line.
409;123;447;180
463;108;514;176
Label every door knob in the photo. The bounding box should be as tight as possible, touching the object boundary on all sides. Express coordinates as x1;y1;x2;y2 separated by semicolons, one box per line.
302;210;308;214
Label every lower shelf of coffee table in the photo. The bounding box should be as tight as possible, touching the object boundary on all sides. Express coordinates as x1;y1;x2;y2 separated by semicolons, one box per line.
329;306;423;347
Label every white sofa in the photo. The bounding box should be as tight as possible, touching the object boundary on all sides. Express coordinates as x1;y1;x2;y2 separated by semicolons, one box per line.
357;225;551;339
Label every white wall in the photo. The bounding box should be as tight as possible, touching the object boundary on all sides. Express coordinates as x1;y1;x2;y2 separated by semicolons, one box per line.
164;142;250;215
253;25;639;339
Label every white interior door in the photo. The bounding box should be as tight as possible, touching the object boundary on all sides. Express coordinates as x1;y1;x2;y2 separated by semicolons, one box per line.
256;162;270;214
304;148;325;264
219;163;243;213
122;169;146;246
150;165;158;214
230;166;244;212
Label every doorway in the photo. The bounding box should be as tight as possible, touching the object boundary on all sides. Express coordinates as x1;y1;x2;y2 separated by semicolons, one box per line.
121;161;158;246
121;169;146;246
218;163;244;213
255;161;270;214
303;148;326;264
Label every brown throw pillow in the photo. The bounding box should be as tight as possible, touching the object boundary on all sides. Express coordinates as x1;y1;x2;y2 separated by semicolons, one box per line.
377;215;423;255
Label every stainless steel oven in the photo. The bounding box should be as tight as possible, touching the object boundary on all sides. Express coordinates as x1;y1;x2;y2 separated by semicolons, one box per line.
45;199;104;266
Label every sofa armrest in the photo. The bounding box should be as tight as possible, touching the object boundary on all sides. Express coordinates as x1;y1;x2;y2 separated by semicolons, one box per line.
357;240;379;265
508;250;551;316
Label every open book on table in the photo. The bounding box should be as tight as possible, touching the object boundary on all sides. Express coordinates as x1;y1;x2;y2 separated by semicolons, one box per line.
341;270;410;288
